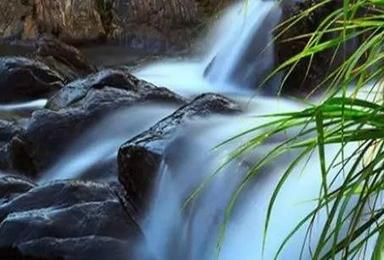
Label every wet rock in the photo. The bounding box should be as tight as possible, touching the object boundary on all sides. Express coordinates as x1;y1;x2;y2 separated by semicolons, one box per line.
19;236;134;260
0;57;64;103
0;120;22;146
0;246;59;260
0;201;136;245
47;69;185;110
0;175;35;203
0;180;141;260
4;71;185;175
118;93;240;213
36;36;96;81
0;181;116;220
0;37;96;82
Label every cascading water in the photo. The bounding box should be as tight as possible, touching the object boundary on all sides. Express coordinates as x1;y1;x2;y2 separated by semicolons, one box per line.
205;0;281;90
3;0;374;259
130;1;346;260
41;104;177;182
131;1;374;259
135;0;280;95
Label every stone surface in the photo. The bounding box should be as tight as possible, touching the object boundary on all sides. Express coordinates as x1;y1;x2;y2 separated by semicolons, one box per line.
36;36;96;81
0;179;141;260
2;70;185;176
0;57;64;103
34;0;106;43
0;1;35;40
0;120;22;146
0;0;234;51
118;93;240;213
0;175;36;203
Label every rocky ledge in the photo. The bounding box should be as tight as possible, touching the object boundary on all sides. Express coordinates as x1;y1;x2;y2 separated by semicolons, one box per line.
0;38;243;259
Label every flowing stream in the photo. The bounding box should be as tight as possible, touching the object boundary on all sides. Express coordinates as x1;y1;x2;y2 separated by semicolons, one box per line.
133;1;335;259
3;0;373;259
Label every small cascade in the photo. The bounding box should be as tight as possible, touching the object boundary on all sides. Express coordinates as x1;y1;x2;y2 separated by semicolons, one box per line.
133;99;343;259
205;1;281;91
41;105;176;182
134;0;281;95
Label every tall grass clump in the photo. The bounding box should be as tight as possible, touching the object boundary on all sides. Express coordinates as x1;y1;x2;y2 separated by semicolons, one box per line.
199;0;384;259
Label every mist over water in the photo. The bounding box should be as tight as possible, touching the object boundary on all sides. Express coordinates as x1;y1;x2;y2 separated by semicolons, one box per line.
131;1;371;259
3;0;372;259
41;105;176;182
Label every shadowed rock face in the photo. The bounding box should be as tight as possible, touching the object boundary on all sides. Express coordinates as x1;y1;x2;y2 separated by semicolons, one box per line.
1;70;186;177
276;0;353;95
34;0;106;43
0;57;64;103
0;0;235;51
0;0;34;40
0;120;22;147
35;36;97;81
118;93;241;214
0;178;142;260
0;175;36;203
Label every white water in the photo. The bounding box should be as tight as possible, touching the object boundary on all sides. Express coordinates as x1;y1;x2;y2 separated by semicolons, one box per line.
2;0;373;259
41;104;177;182
131;1;373;259
135;0;280;95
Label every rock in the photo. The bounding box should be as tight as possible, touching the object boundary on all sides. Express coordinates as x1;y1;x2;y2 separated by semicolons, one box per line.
0;181;116;220
19;236;134;260
0;57;64;103
4;70;185;176
47;69;185;110
0;37;95;82
0;180;141;260
0;1;34;40
34;0;106;44
0;246;59;260
36;36;96;81
110;0;201;52
118;93;240;213
0;120;22;146
276;0;353;95
0;201;136;245
0;175;36;203
0;0;233;52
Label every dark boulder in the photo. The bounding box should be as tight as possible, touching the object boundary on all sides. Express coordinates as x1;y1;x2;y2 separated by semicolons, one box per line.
0;57;64;103
3;70;185;176
118;93;240;214
0;175;35;203
0;37;96;82
36;36;97;82
18;236;134;260
0;180;141;260
0;181;118;221
0;120;22;145
0;246;60;260
47;69;185;110
0;200;137;245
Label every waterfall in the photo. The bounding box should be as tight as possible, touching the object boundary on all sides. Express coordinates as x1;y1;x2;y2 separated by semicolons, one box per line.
2;0;373;259
134;0;280;95
131;1;375;259
205;0;281;91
